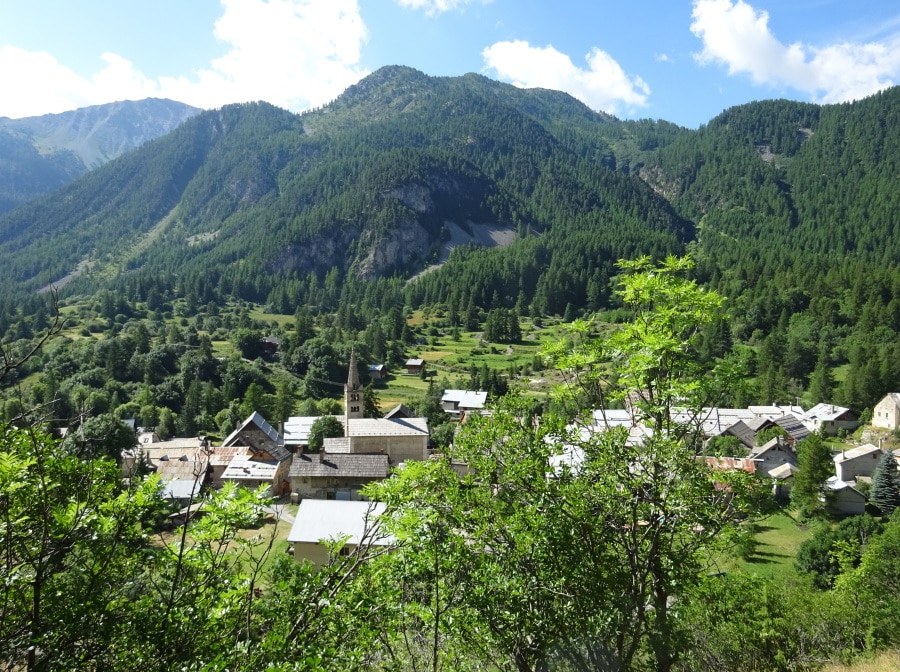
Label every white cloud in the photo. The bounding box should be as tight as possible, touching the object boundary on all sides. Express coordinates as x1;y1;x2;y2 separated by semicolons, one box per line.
481;40;650;117
394;0;490;16
691;0;900;103
0;0;369;118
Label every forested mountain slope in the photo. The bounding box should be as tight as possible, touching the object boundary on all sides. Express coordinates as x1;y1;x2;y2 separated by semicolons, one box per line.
0;66;692;308
1;67;899;411
0;98;200;214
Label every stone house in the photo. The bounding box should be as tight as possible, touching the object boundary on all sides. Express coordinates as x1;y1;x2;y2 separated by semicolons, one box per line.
872;393;900;430
833;444;882;483
289;452;389;500
219;412;293;495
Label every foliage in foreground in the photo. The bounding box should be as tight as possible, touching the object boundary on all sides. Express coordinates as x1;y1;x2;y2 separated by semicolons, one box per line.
2;256;900;670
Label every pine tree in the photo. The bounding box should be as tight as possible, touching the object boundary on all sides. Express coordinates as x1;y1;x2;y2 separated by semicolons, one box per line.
807;346;834;405
791;433;834;518
870;449;900;515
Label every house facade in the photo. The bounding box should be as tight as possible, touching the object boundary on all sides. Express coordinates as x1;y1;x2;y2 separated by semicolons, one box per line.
833;444;882;483
441;389;488;419
873;393;900;430
801;404;859;436
289;452;389;500
825;478;867;516
749;438;798;477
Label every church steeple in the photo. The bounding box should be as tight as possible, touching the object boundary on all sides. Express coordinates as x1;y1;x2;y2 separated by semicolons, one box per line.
344;348;364;423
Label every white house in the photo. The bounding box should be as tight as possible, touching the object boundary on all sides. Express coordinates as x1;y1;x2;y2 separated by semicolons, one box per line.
287;499;392;569
441;389;488;418
801;403;859;436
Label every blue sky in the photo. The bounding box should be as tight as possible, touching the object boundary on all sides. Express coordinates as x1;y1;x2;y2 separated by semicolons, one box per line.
2;0;899;128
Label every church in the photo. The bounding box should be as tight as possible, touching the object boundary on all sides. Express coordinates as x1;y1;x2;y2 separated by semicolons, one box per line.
287;350;430;500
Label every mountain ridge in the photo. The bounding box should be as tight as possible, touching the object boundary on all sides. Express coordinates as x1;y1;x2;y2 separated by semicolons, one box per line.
0;67;898;326
0;98;201;213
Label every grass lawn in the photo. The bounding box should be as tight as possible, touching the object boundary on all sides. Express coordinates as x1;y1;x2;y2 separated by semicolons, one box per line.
710;509;813;580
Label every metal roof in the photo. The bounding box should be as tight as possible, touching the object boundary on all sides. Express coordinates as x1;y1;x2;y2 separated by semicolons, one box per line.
347;417;429;437
287;499;392;546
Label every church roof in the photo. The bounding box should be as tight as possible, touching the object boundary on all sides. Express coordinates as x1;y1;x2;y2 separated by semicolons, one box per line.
347;417;429;437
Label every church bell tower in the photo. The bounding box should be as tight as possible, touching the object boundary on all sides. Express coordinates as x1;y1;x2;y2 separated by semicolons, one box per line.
344;348;364;424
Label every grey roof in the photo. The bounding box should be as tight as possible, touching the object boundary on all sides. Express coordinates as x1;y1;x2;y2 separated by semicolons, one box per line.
750;437;783;458
441;389;488;409
773;415;811;442
322;437;352;453
221;454;280;482
746;416;771;432
287;499;391;545
223;411;290;461
289;452;390;479
383;403;413;419
768;463;799;480
672;407;756;435
162;478;203;501
802;403;856;423
347;417;429;437
833;444;881;463
590;409;633;428
748;405;806;420
721;420;757;449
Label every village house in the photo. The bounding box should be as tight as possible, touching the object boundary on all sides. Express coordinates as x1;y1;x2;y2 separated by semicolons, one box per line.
283;415;343;452
589;408;633;429
748;404;806;422
441;389;488;419
675;407;757;441
825;477;867;516
404;358;425;375
219;412;293;496
800;403;859;436
748;437;798;478
287;499;392;569
368;363;386;380
121;436;206;479
290;452;389;500
769;462;799;501
833;443;883;483
872;393;900;430
748;414;810;446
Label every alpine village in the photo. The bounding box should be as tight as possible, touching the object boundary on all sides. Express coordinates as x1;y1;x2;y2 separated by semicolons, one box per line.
5;66;900;671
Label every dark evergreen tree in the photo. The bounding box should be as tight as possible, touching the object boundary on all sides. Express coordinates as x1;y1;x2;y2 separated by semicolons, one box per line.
792;433;834;518
870;449;900;515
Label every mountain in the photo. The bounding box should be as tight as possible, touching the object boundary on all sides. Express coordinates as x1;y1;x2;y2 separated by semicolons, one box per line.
0;67;691;309
1;66;900;332
0;98;201;213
